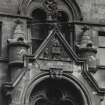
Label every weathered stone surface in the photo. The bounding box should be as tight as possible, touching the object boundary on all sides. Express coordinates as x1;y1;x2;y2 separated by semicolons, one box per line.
0;0;105;105
76;0;105;22
0;0;19;14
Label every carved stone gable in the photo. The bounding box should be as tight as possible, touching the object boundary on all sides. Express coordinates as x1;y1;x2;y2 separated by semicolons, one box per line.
39;32;71;61
33;27;80;61
32;27;85;76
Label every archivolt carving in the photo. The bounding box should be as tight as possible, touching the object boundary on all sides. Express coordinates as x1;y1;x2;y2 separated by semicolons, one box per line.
21;73;92;105
21;0;82;20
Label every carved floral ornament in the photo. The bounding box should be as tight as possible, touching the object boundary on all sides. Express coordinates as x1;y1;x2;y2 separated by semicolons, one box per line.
43;0;58;17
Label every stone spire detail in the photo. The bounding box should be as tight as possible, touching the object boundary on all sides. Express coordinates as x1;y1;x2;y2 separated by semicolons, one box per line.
79;26;93;48
12;20;25;42
14;21;24;39
79;26;97;73
7;19;29;67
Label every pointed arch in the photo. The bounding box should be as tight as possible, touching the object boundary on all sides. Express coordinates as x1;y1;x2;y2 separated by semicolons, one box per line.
63;0;83;20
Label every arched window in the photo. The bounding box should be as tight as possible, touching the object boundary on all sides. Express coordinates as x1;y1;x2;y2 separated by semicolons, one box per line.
30;0;82;53
31;9;77;53
57;11;72;45
31;8;48;53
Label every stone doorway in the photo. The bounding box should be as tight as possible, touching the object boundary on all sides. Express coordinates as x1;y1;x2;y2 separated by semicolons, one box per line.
29;78;85;105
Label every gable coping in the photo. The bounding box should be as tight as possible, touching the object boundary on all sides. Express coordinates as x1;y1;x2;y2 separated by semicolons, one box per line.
33;25;82;63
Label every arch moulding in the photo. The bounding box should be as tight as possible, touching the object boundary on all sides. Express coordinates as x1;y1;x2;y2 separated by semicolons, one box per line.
20;72;92;105
23;0;83;20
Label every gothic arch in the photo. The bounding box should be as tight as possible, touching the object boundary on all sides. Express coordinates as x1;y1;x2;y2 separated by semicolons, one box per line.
28;0;83;53
21;72;92;105
24;0;82;20
63;0;83;20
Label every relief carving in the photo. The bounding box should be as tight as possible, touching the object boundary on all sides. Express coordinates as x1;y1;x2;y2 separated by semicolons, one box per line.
43;0;57;18
39;35;71;61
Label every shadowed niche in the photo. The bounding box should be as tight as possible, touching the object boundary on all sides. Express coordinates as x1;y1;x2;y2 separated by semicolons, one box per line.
29;78;85;105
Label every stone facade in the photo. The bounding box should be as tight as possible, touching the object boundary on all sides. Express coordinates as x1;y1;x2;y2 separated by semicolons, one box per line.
0;0;105;105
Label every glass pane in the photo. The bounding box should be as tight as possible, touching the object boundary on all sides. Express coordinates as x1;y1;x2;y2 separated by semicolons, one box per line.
97;48;105;65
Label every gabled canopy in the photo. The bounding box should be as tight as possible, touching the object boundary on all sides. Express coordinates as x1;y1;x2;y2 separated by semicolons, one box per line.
33;25;81;62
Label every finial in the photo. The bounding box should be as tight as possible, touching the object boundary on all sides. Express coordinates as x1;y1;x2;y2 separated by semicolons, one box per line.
13;19;24;41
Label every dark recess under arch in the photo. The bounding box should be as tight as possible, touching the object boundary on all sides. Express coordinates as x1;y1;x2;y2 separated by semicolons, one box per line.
29;78;85;105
